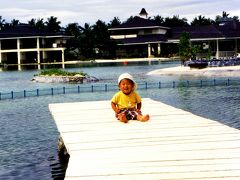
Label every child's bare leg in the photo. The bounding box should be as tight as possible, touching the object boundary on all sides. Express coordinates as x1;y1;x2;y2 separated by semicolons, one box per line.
137;114;150;122
118;113;128;123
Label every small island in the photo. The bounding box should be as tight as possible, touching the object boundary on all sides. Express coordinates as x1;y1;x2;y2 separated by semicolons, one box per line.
32;69;99;83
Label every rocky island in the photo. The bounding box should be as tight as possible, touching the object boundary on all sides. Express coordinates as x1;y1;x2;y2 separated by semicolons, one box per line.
32;69;99;83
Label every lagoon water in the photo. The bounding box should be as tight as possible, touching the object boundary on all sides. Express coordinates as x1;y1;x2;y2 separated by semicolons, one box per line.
0;61;240;179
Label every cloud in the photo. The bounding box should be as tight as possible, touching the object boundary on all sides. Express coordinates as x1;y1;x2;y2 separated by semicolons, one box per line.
0;0;239;26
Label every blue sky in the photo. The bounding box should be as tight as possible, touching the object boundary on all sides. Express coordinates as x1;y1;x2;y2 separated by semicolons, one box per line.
0;0;239;26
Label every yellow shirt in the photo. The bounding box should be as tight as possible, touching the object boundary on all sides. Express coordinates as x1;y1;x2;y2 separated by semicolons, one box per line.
111;91;141;110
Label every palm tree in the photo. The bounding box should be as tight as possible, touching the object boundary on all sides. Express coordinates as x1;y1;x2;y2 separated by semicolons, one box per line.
108;17;121;28
28;18;36;26
45;16;61;32
215;11;232;24
222;11;229;18
191;15;213;26
10;19;19;27
65;23;81;37
93;20;113;58
65;23;82;60
153;15;164;25
28;18;46;30
79;23;95;59
0;16;6;30
164;15;189;27
36;18;46;30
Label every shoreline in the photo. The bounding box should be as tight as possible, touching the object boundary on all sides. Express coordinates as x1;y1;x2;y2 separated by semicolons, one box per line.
148;65;240;77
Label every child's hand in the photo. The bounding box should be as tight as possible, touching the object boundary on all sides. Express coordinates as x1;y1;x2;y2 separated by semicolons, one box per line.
136;109;142;115
115;109;120;118
118;113;128;123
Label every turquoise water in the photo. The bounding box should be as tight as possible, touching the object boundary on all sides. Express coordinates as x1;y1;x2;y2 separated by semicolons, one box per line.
0;61;240;179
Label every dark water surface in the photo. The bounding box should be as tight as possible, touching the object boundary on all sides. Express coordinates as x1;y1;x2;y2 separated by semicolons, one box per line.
0;61;240;179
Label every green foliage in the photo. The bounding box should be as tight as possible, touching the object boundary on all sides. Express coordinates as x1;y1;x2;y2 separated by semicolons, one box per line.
178;32;191;62
163;15;189;27
65;20;117;60
46;16;61;32
37;69;87;76
191;45;202;59
191;15;213;26
108;17;121;28
152;15;164;25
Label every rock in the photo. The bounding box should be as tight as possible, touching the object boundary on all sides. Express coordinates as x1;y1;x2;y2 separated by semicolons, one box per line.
32;75;99;83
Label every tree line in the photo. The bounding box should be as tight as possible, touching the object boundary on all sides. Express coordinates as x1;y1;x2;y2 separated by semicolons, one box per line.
0;11;239;60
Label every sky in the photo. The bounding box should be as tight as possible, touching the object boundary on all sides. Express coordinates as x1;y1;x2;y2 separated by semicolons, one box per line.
0;0;239;27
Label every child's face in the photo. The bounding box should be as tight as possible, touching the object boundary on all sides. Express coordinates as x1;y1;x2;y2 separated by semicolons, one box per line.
119;78;134;95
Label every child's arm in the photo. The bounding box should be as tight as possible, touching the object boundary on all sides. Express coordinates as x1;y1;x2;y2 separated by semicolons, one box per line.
136;102;142;114
111;102;120;117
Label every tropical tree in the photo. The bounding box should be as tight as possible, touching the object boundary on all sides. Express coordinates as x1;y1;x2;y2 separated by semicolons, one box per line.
178;32;191;64
65;23;82;59
92;20;110;57
164;15;189;27
108;17;121;28
124;16;135;23
65;23;81;36
28;18;36;26
191;15;213;26
28;18;46;30
153;15;164;25
79;23;95;59
36;18;46;30
45;16;61;32
215;11;236;24
10;19;19;27
0;16;6;30
222;11;230;18
233;16;239;22
1;18;19;30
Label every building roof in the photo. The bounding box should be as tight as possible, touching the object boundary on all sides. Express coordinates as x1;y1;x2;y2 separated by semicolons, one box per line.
0;24;66;39
109;14;240;44
217;21;240;38
169;25;223;39
109;16;168;30
169;21;240;40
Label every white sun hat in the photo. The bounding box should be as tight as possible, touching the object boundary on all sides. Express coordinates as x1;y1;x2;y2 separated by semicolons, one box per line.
118;73;137;89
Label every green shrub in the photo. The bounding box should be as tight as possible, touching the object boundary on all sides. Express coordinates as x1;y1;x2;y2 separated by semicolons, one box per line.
36;69;87;76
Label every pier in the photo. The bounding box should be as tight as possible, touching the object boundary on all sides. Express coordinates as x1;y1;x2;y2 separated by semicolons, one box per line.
49;98;240;180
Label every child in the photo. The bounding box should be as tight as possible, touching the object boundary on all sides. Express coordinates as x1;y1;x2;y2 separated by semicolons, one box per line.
111;73;150;123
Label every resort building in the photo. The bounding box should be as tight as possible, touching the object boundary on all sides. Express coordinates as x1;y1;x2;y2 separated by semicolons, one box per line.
0;24;70;70
109;9;240;59
109;9;170;58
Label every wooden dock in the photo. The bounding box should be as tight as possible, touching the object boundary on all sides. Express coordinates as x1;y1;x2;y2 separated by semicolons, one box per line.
49;98;240;180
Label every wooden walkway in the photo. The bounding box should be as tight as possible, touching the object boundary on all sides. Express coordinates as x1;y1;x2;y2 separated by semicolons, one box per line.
49;98;240;180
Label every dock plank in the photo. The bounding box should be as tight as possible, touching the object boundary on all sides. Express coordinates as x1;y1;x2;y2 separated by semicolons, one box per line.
49;98;240;180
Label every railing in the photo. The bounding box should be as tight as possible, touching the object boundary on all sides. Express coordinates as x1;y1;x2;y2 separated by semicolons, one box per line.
0;79;239;101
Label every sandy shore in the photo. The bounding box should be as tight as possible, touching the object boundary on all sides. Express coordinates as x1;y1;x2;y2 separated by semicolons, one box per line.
148;65;240;77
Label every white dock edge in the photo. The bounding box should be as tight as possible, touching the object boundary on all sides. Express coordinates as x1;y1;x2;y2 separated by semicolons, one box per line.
49;98;240;180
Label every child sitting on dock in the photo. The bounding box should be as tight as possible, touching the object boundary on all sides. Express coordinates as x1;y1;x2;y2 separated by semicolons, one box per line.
111;73;150;123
